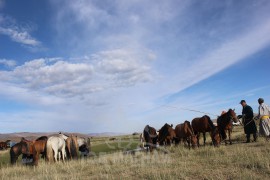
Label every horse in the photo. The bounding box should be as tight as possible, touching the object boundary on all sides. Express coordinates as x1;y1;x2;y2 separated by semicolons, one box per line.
10;138;31;165
143;125;158;152
77;137;91;157
217;109;238;145
158;123;176;146
0;140;11;150
46;134;66;162
36;136;48;141
192;115;220;147
32;140;47;166
66;135;79;160
175;121;197;149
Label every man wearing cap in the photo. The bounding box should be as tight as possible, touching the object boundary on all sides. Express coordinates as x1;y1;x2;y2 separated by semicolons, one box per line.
256;98;270;140
240;100;257;143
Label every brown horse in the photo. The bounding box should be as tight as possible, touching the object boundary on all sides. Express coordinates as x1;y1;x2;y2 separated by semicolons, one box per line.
158;123;176;146
66;135;79;160
192;115;220;147
175;121;197;149
217;109;238;145
143;125;158;151
0;140;11;150
10;138;31;165
32;140;47;166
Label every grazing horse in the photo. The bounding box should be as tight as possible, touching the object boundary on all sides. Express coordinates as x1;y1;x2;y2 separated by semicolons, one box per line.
46;134;66;162
192;115;220;147
158;123;176;146
217;109;238;145
66;135;79;160
10;138;31;165
0;140;11;150
175;121;197;149
143;125;158;151
77;137;91;157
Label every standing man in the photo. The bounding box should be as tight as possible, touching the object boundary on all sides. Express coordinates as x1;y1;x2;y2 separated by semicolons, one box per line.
240;100;257;143
256;98;270;140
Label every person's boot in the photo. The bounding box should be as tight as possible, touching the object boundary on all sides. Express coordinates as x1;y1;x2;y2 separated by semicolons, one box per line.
253;134;257;142
245;134;250;143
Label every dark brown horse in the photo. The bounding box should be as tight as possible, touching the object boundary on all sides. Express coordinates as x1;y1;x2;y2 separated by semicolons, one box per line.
0;140;11;150
192;115;220;147
143;125;158;151
175;121;197;149
158;123;176;146
217;109;238;145
10;138;31;165
66;135;79;160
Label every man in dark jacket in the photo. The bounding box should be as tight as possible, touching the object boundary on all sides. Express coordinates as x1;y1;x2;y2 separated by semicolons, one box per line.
240;100;257;143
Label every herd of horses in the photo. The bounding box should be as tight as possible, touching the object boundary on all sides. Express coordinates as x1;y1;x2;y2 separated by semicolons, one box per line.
141;109;239;150
9;133;91;166
1;109;238;166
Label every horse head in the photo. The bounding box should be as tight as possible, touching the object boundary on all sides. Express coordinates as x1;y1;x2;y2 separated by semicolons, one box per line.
228;109;238;123
190;134;198;149
211;127;221;147
20;138;32;156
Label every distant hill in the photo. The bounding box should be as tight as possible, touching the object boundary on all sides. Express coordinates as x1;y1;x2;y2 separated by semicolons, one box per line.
0;132;127;142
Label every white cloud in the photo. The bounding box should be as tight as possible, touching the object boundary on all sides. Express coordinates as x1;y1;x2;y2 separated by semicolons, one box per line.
0;15;41;47
0;26;40;46
164;19;270;95
0;49;154;99
0;58;16;67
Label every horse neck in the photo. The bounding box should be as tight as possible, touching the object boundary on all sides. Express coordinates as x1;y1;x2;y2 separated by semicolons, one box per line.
186;122;194;135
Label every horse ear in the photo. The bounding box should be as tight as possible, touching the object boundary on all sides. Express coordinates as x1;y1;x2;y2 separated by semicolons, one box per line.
233;108;235;111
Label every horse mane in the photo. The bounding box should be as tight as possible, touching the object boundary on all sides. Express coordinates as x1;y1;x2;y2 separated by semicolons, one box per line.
185;121;194;135
36;136;48;141
204;115;215;129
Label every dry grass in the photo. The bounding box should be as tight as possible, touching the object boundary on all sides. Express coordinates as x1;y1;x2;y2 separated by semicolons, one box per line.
1;127;270;179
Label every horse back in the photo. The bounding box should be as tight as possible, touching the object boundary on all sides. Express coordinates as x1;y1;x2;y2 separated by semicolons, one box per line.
175;123;190;138
192;116;212;133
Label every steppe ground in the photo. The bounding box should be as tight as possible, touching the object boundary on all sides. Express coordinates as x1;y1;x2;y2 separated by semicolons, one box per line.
1;126;270;180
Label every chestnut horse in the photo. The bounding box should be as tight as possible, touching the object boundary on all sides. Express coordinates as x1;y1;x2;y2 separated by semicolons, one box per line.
158;123;176;146
10;138;31;165
32;140;47;166
32;136;48;166
175;121;197;149
192;115;220;147
143;125;158;151
217;109;238;145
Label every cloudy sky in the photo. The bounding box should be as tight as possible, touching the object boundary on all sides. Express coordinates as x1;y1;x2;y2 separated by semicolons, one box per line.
0;0;270;133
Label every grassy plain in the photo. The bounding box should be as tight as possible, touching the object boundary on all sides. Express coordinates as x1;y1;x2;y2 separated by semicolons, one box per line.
1;126;270;179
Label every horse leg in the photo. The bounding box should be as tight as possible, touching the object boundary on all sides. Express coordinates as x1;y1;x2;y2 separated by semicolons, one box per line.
203;132;206;146
197;133;200;147
229;129;232;145
53;148;58;162
62;147;66;162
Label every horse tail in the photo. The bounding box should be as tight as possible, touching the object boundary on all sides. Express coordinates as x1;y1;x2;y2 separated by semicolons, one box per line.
46;140;53;162
70;137;78;159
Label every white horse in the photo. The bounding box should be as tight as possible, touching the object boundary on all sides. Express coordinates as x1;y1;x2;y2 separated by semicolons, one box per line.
46;134;67;162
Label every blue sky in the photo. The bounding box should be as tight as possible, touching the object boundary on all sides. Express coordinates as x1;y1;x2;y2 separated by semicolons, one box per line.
0;0;270;133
